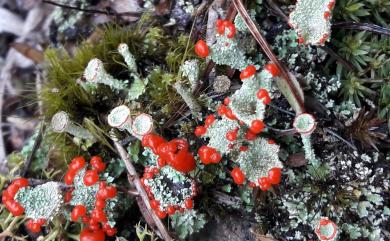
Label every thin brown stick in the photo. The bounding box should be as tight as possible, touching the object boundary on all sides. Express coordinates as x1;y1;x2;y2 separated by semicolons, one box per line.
112;137;173;241
22;123;45;177
232;0;305;113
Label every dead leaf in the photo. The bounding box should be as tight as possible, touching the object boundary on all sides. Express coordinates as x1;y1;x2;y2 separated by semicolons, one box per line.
110;0;143;21
250;228;279;241
0;8;24;36
288;152;307;167
11;42;44;64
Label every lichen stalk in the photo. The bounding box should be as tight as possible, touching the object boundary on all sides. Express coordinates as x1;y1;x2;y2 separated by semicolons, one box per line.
173;82;201;114
51;111;95;141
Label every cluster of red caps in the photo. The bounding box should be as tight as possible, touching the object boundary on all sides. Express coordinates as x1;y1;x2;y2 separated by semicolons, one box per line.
2;178;28;217
141;166;196;219
194;19;237;59
65;156;117;237
231;166;282;191
141;134;196;173
193;61;283;190
2;178;49;233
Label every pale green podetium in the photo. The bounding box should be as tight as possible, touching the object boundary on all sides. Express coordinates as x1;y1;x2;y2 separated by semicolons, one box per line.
293;113;319;166
51;111;96;142
83;58;128;91
118;43;137;73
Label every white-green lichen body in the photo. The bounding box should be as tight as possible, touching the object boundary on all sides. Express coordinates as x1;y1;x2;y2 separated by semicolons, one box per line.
118;43;137;73
302;135;320;166
131;113;154;137
144;166;195;209
108;105;132;130
289;0;333;45
204;116;241;155
229;70;273;126
180;59;200;91
51;111;95;141
15;182;63;220
209;35;252;70
83;58;128;90
70;168;99;210
236;138;282;183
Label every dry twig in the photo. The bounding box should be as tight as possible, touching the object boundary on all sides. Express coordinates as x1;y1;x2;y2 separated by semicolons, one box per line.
111;136;173;241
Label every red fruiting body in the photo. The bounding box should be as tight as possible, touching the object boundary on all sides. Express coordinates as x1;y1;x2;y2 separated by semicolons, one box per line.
258;177;271;191
36;218;46;225
155;209;167;219
83;170;99;186
256;89;271;105
71;205;87;221
141;134;166;154
198;146;222;164
26;220;41;233
328;0;335;9
82;216;90;224
209;152;222;163
105;186;117;199
225;108;236;120
240;65;256;80
248;182;257;188
217;105;228;116
298;36;305;44
6;183;20;197
264;63;280;77
250;120;265;134
91;209;108;223
224;21;236;38
216;20;236;38
320;34;329;44
268;139;276;144
268;168;282;185
90;156;106;172
245;130;257;141
157;139;196;173
239;146;248;152
88;219;100;230
2;191;11;203
195;126;207;137
226;128;238;141
224;97;230;105
204;114;216;128
105;227;117;237
80;228;106;241
144;172;154;179
167;206;176;215
157;157;166;167
64;190;72;203
64;171;76;185
324;11;330;19
95;199;106;209
69;156;86;171
12;178;29;188
150;199;160;210
184;199;193;209
194;39;209;58
231;167;245;185
4;200;24;216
